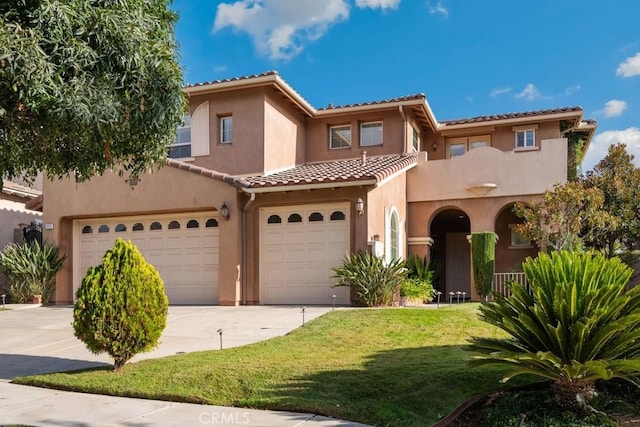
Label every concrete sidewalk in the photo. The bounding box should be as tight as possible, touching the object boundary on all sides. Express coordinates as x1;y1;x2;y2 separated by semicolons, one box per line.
0;305;369;426
0;382;368;426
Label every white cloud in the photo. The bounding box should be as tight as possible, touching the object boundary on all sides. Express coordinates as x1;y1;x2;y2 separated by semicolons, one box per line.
582;127;640;172
355;0;400;9
490;87;511;98
213;0;350;61
427;0;448;17
602;99;628;118
515;83;541;101
565;85;581;95
616;52;640;78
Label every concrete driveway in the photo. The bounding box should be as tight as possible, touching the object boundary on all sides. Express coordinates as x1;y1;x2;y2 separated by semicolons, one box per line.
0;305;333;379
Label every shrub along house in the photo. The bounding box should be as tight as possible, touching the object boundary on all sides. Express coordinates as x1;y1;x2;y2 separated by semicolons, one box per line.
41;71;596;305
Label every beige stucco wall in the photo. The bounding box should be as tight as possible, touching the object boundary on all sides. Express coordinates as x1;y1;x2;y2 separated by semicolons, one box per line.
263;90;306;174
188;87;267;176
43;167;240;305
366;172;409;259
306;109;406;162
407;138;568;202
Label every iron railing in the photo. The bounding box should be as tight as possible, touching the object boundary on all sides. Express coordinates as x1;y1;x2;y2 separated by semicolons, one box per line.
491;272;529;300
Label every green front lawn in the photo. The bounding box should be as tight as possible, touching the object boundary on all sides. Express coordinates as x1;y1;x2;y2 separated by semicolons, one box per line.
15;305;516;426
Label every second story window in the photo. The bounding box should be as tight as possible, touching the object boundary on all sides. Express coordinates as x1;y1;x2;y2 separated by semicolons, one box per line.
169;114;191;158
360;121;383;147
330;125;351;149
446;135;490;158
412;127;420;152
515;129;535;148
220;116;233;144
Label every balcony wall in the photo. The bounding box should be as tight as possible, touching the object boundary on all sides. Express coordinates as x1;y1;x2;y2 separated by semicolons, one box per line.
407;138;567;202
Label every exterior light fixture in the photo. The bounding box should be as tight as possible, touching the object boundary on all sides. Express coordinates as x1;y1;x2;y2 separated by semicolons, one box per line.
355;197;365;216
432;141;438;151
216;328;223;349
125;176;140;189
220;202;230;220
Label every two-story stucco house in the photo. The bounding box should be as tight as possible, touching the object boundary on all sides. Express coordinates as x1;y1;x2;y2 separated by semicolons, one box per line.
42;71;596;305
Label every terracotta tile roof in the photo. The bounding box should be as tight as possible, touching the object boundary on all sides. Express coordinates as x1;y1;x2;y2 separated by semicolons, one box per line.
184;71;279;88
2;179;41;199
317;94;426;111
440;106;584;126
245;153;418;189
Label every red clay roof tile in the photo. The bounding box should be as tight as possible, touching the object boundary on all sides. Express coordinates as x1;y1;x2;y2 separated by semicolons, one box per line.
244;154;418;189
440;106;584;126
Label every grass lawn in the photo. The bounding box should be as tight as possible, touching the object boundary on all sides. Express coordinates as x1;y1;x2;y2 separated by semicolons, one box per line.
15;304;519;426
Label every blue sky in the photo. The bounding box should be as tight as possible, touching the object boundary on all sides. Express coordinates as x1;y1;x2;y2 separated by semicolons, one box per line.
171;0;640;171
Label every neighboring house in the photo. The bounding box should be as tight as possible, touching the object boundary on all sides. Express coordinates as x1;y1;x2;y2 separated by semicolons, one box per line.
42;71;596;305
0;178;43;293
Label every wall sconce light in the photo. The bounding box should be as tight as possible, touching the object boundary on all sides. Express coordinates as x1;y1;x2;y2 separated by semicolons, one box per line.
432;141;438;151
125;176;140;189
355;197;365;216
220;202;230;220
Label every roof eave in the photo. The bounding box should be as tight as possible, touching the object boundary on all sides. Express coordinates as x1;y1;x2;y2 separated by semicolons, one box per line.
184;74;316;117
439;110;584;131
243;179;378;193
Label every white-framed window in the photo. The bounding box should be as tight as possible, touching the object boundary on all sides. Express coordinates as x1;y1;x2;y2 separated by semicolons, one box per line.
515;129;535;148
220;116;233;144
412;127;420;152
169;114;191;158
360;121;383;147
390;211;399;260
330;125;351;149
446;135;490;158
509;224;532;248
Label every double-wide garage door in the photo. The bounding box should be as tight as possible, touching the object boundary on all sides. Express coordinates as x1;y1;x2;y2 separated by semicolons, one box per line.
76;212;219;304
260;203;350;305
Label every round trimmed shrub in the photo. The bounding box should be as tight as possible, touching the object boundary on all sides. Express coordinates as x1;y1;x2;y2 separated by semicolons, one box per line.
73;238;168;371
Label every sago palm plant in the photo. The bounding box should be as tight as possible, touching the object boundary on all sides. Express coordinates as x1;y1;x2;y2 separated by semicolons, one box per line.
469;251;640;412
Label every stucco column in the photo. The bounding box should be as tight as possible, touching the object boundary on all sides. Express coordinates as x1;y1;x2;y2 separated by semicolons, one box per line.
217;206;242;306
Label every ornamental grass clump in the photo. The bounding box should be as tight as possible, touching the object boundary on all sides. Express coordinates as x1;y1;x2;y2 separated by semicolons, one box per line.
332;252;406;307
73;238;168;371
0;241;67;304
470;251;640;413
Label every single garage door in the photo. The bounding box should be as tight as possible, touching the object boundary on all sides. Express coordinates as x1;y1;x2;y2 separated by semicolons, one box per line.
76;212;219;304
259;203;350;305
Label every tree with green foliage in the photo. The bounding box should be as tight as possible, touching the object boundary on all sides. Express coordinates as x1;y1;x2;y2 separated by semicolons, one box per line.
513;181;614;252
471;232;495;301
583;143;640;257
0;0;185;185
470;251;640;413
73;238;168;371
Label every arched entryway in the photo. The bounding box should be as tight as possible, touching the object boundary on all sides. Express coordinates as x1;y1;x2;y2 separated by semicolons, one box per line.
429;209;471;299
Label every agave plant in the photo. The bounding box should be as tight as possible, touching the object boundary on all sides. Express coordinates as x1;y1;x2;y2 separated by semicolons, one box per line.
0;241;67;304
332;252;406;307
469;251;640;412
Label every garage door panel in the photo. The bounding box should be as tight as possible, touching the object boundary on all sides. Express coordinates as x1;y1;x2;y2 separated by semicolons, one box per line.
77;212;219;304
260;203;350;305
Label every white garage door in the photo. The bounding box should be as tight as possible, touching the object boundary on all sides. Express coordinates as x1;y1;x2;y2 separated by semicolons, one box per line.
76;212;219;304
259;203;350;305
